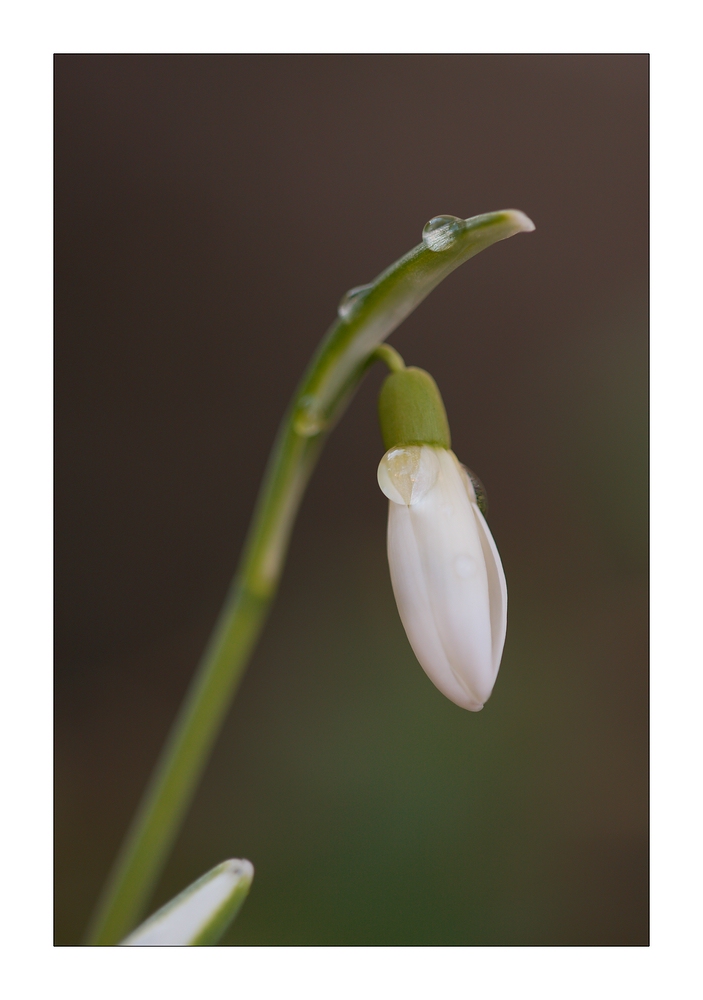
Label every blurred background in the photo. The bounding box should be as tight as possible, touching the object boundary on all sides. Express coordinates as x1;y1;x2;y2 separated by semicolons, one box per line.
55;55;648;946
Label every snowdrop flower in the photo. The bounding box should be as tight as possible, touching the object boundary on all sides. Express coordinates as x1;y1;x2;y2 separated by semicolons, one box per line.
377;366;507;711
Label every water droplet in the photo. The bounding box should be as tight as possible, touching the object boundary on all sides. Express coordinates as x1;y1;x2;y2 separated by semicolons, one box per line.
294;397;326;437
459;464;488;514
377;445;440;505
338;283;372;320
422;215;464;252
454;554;478;579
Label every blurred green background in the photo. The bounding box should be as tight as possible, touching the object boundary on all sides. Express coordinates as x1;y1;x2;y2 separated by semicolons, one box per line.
55;55;647;945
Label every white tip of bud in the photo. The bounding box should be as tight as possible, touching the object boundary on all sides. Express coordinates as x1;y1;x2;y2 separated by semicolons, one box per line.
378;445;507;711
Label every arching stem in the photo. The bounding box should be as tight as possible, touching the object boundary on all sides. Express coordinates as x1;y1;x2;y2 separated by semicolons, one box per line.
85;209;533;944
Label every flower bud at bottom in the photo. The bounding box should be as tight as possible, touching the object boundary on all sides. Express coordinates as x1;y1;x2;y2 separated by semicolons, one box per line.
378;445;507;711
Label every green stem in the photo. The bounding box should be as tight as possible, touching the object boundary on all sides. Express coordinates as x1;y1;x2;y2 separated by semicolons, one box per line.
373;343;406;373
85;209;533;945
85;420;322;946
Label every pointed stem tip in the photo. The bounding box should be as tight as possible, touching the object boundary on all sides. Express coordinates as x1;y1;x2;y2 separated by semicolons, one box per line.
499;209;535;233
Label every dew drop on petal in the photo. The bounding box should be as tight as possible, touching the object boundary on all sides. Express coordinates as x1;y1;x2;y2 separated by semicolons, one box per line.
337;283;373;320
294;396;326;436
459;463;489;514
454;554;478;579
378;445;440;505
421;215;464;252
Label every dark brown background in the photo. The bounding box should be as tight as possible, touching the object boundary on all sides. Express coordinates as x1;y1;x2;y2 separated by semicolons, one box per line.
55;54;648;945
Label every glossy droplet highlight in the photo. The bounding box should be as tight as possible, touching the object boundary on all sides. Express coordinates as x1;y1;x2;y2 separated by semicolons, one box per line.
454;553;478;579
422;215;465;252
378;445;440;506
294;397;326;437
459;464;488;515
337;283;373;320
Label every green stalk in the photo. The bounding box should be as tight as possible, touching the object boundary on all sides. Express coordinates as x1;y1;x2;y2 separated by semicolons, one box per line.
86;209;534;945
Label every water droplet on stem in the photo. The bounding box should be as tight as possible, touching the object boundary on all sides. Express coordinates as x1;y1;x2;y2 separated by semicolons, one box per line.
422;215;464;252
294;397;326;436
338;283;373;320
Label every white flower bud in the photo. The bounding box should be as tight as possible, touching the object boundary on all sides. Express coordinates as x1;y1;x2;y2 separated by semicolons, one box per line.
378;445;507;711
121;859;254;946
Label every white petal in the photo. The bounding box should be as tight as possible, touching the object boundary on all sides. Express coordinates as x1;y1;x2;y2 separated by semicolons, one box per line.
121;859;254;946
457;465;508;679
383;445;504;710
473;504;508;677
388;500;483;710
